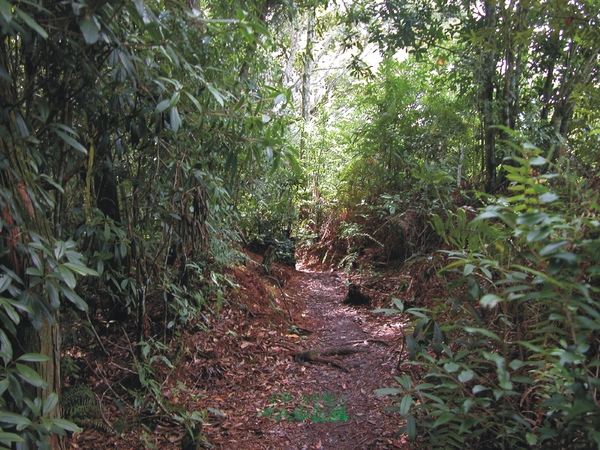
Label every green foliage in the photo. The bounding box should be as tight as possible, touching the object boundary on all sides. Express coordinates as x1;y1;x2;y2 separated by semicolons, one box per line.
1;0;298;446
333;59;470;207
61;384;105;431
431;207;504;253
0;238;94;445
377;139;600;448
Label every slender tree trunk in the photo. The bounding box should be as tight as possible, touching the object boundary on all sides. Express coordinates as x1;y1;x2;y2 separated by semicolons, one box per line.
300;8;317;196
301;7;316;125
482;0;498;193
457;145;465;187
284;17;299;87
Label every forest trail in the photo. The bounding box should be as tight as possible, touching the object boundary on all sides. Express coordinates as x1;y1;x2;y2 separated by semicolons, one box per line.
204;268;405;449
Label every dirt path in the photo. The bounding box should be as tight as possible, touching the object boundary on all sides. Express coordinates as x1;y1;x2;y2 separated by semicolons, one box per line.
205;269;405;449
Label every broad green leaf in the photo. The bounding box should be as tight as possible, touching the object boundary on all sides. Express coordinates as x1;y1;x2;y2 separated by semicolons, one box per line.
4;297;32;315
155;98;171;114
16;353;49;363
0;411;32;430
170;107;181;133
498;379;513;390
464;326;501;341
557;350;583;366
50;418;83;433
552;252;578;264
185;91;203;112
375;388;402;396
118;50;137;77
539;192;559;203
58;265;77;289
373;308;401;315
394;375;412;390
0;299;19;325
79;15;99;44
443;362;459;373
512;376;534;384
58;285;88;311
43;392;59;415
566;398;597;420
458;370;474;383
392;297;404;311
248;20;270;37
274;93;286;107
0;329;13;362
406;414;417;440
433;412;454;427
577;315;600;330
16;363;47;388
0;432;25;443
25;267;43;277
509;359;523;370
399;394;412;416
483;351;505;367
463;398;478;415
463;263;475;276
16;8;48;39
529;156;547;166
526;433;538;445
55;130;87;155
472;385;489;394
0;0;12;23
190;411;205;422
0;275;10;293
419;392;444;404
54;241;66;260
539;241;568;256
479;294;502;308
206;83;224;107
517;212;548;226
62;262;98;277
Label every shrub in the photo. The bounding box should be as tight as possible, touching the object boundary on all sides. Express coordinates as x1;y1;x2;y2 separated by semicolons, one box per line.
377;143;600;449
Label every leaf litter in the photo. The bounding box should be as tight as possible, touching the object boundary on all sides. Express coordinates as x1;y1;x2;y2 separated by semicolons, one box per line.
64;251;416;449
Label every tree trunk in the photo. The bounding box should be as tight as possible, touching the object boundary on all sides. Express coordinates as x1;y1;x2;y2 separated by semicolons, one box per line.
1;112;64;449
481;0;498;193
301;8;316;125
284;16;300;88
300;7;317;196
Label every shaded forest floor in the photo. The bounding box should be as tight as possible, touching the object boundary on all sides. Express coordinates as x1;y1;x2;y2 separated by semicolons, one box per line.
64;250;442;449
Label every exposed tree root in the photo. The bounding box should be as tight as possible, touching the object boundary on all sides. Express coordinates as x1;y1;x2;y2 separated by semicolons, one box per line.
289;346;370;372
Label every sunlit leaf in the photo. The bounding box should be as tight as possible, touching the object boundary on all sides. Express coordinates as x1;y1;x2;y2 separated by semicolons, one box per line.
206;83;225;107
458;370;474;383
539;192;559;203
